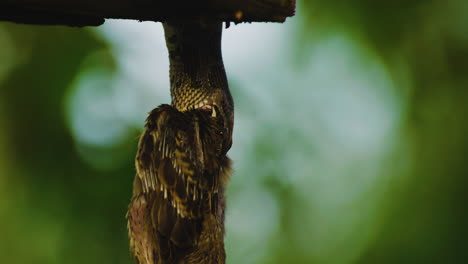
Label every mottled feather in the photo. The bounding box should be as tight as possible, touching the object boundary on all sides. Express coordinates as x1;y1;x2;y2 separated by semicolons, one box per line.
128;104;232;264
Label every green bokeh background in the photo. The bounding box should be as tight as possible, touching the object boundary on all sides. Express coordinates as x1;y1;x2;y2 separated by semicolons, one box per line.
1;1;467;263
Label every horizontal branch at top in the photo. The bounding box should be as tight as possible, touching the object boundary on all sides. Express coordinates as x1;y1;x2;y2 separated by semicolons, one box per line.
0;0;296;27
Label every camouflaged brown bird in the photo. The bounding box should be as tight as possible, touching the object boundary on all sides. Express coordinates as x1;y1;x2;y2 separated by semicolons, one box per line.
127;21;234;264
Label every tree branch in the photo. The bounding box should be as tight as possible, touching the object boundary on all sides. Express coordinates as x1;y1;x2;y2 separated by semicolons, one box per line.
0;0;296;27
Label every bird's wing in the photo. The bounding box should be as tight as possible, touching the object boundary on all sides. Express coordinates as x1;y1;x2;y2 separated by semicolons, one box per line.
134;105;228;249
129;104;232;263
135;104;224;218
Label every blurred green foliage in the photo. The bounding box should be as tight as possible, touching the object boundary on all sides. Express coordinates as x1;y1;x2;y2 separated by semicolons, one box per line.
0;25;133;263
1;1;468;263
299;1;468;263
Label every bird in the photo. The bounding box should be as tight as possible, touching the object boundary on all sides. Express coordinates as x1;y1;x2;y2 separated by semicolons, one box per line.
127;21;234;264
